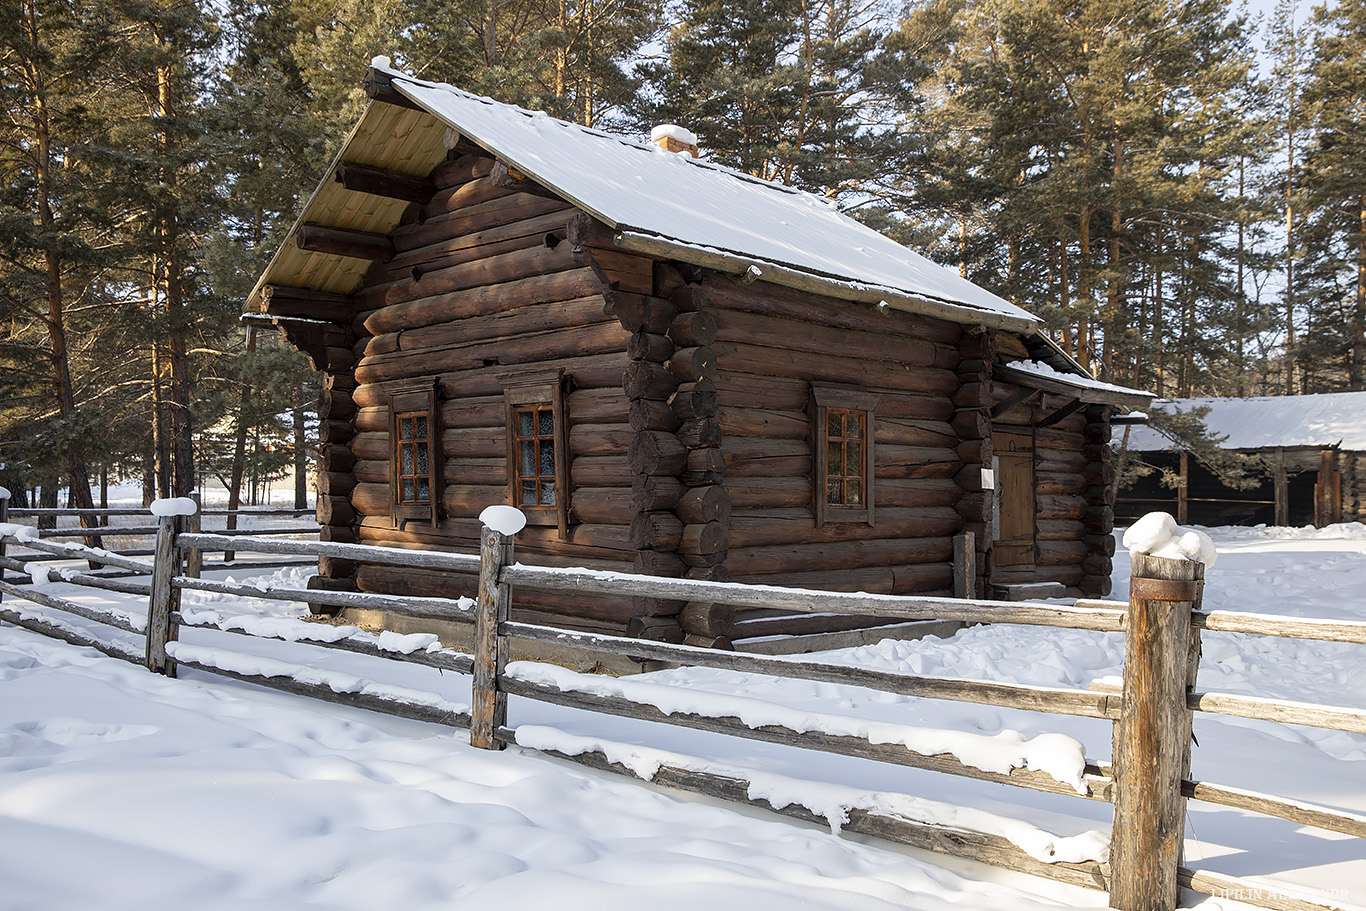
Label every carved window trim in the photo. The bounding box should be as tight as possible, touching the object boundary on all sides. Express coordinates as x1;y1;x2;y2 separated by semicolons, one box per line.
500;368;569;534
388;378;441;528
811;383;878;527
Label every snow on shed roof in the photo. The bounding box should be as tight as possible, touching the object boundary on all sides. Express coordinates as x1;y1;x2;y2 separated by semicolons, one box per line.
1124;392;1366;451
381;65;1038;332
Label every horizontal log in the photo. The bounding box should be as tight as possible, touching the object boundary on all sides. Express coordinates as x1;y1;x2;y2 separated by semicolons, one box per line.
625;616;686;642
573;456;633;488
1189;610;1366;645
628;331;673;362
722;437;810;478
733;563;955;596
678;521;729;557
1188;690;1366;733
316;471;356;497
717;406;808;441
580;248;653;296
388;193;573;255
499;561;1126;628
297;223;395;262
629;398;680;433
629;431;687;476
570;487;635;526
1037;494;1088;521
876;445;961;480
501;676;1100;801
712;342;958;395
355;323;625;385
678;602;735;637
668;310;717;347
569;424;634;458
261;285;356;322
623;361;678;400
666;346;717;383
417;175;520;221
379;212;589;287
317;495;355;526
363;267;603;335
669;381;718;421
877;418;959;450
1037;519;1086;542
702;276;963;346
444;485;507;518
634;475;684;511
631;511;683;550
355;563;638;624
371;297;618;355
713;308;958;369
677;418;722;449
428;153;496;189
320;382;356;421
609;292;677;334
683;448;726;486
676;485;731;525
726;537;955;575
728;507;962;548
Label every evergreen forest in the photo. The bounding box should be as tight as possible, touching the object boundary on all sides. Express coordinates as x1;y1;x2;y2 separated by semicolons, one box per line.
2;0;1364;512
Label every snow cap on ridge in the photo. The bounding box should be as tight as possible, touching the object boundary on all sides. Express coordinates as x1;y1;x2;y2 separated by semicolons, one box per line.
150;497;199;518
1122;511;1217;566
479;505;527;535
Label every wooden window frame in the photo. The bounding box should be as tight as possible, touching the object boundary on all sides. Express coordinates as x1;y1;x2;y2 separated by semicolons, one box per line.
388;379;441;529
811;383;878;527
501;368;569;535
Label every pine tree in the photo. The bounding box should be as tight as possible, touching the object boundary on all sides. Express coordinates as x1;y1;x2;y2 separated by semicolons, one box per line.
1297;0;1366;391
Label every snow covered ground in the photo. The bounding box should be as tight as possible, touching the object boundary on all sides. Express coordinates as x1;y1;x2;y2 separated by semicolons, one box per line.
1;521;1363;910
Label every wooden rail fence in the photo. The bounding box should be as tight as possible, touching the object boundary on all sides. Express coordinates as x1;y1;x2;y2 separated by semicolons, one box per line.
0;494;1362;911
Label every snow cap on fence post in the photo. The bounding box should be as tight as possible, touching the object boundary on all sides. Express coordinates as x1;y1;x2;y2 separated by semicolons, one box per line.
0;486;11;501
479;505;527;536
150;496;199;518
1121;511;1217;567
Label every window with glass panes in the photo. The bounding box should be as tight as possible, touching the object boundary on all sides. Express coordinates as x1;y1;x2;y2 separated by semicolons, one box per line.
811;384;877;527
513;404;557;507
824;408;866;508
395;411;433;504
501;369;568;533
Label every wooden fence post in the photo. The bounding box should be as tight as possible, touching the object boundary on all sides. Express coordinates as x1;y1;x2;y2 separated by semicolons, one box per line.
1109;552;1204;911
471;523;514;750
146;509;189;677
953;531;976;599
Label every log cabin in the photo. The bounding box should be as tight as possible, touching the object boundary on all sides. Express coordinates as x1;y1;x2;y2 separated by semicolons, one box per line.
1116;393;1366;528
244;61;1152;653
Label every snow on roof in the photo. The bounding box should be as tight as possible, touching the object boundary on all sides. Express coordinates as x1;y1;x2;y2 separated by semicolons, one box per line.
997;359;1152;406
1123;392;1366;451
381;65;1038;331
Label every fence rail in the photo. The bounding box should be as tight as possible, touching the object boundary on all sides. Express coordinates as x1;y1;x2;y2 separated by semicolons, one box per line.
0;497;1360;911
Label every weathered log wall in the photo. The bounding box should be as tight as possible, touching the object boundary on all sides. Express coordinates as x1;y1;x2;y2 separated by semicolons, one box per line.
987;376;1113;597
337;145;649;631
702;275;968;629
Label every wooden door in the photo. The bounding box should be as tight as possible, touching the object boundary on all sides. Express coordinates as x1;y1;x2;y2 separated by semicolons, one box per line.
993;427;1036;567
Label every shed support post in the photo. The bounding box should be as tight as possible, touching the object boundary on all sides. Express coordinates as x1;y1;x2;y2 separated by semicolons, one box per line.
186;491;203;578
0;487;8;600
1274;448;1287;526
953;532;976;599
472;524;514;750
1176;452;1189;526
1109;551;1204;911
146;510;188;677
